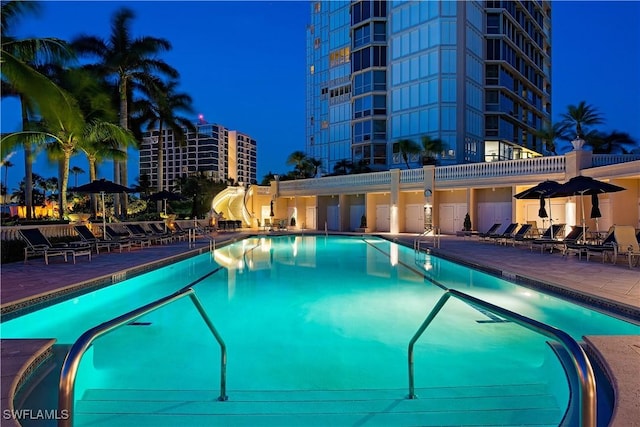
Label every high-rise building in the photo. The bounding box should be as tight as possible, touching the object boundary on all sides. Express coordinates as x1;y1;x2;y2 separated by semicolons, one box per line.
305;0;551;174
139;122;257;190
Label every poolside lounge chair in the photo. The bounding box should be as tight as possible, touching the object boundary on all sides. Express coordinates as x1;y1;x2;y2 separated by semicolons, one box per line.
488;223;518;244
105;225;151;248
613;225;640;268
508;223;533;246
478;223;501;240
148;223;177;243
125;223;170;245
558;226;589;256
168;222;189;241
19;228;91;264
529;224;566;253
581;227;617;263
74;225;131;254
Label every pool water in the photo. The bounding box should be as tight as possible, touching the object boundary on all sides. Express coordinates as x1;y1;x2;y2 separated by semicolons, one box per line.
3;235;638;425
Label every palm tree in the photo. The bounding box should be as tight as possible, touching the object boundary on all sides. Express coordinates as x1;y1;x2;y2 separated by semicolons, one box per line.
395;138;421;169
420;135;445;165
286;151;308;178
534;122;569;155
1;0;77;219
560;101;605;139
72;7;179;217
133;79;195;212
2;159;14;192
307;157;322;177
333;159;352;175
583;130;637;154
70;166;85;188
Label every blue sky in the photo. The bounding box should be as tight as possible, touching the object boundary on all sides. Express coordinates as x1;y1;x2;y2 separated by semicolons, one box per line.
1;0;639;192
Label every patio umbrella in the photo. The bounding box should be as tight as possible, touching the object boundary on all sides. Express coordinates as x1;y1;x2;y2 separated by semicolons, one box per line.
514;180;561;227
71;179;134;237
146;190;186;216
270;200;275;217
549;175;625;241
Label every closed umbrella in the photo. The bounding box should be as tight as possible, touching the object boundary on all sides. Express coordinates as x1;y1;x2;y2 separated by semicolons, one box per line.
590;193;602;233
549;175;625;242
71;179;134;237
514;180;561;228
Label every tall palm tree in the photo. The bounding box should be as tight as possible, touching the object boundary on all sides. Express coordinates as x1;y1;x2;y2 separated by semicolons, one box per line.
2;66;135;218
560;101;605;139
420;135;445;165
2;159;14;191
534;122;568;155
72;7;178;217
1;0;77;219
133;79;195;211
395;138;421;169
70;166;85;188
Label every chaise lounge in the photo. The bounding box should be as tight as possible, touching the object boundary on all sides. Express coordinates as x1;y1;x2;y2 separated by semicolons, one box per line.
19;228;92;264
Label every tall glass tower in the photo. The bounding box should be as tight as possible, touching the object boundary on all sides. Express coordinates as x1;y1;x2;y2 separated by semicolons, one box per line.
305;0;551;173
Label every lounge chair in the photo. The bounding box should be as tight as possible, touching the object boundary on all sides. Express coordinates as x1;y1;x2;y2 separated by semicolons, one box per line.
148;223;177;243
124;223;169;245
613;225;640;268
478;223;501;240
529;224;566;253
581;227;617;263
168;222;189;241
74;225;131;254
558;226;589;256
19;228;92;264
488;223;518;244
508;223;533;246
105;225;151;248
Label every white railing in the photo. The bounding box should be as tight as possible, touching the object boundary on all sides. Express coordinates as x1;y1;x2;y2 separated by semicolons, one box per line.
591;154;640;167
436;156;565;181
400;168;425;183
278;170;392;193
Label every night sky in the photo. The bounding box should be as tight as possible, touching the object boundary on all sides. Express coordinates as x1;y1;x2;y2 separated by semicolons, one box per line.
1;0;638;191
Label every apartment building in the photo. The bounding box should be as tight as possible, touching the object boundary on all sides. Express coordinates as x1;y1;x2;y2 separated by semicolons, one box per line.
139;122;257;190
306;0;551;174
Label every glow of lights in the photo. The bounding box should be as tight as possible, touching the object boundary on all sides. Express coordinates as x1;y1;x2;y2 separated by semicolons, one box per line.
390;244;398;266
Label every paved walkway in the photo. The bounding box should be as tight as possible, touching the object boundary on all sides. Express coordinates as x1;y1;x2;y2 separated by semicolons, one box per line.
1;232;638;426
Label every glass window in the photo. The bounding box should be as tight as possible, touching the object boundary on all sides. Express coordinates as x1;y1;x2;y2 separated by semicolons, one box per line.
373;95;386;114
353;24;370;48
373;0;386;17
373;22;386;41
373;70;386;90
373;120;386;140
487;13;500;34
373;46;387;66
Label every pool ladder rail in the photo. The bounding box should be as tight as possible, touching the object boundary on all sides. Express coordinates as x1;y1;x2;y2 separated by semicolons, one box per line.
58;286;227;427
414;226;441;251
408;288;597;427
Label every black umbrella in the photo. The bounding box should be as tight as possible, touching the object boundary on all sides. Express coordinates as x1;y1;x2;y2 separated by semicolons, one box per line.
590;193;602;233
514;180;561;226
549;175;625;240
71;179;134;236
146;190;186;216
270;200;275;217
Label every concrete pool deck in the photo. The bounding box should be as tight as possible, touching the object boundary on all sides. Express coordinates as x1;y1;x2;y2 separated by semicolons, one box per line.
1;231;638;426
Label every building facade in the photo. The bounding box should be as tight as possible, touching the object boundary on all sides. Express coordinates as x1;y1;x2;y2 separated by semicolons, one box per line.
139;122;257;190
305;0;551;174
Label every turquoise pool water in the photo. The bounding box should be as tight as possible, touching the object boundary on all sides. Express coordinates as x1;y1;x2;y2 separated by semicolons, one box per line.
3;235;638;425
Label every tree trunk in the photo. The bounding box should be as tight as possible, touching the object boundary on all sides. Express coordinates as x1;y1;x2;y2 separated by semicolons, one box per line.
21;97;33;220
89;156;98;216
61;150;71;219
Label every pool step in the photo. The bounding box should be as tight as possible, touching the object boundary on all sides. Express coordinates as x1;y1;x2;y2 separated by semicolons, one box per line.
76;384;562;426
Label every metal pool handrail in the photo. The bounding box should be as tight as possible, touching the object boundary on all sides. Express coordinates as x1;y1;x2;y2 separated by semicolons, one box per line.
408;289;596;427
58;287;227;427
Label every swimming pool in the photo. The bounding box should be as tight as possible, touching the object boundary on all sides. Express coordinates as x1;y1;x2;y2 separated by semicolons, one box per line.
4;235;639;426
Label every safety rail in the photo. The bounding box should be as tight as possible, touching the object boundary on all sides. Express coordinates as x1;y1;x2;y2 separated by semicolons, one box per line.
58;286;227;427
414;227;440;250
408;289;596;427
